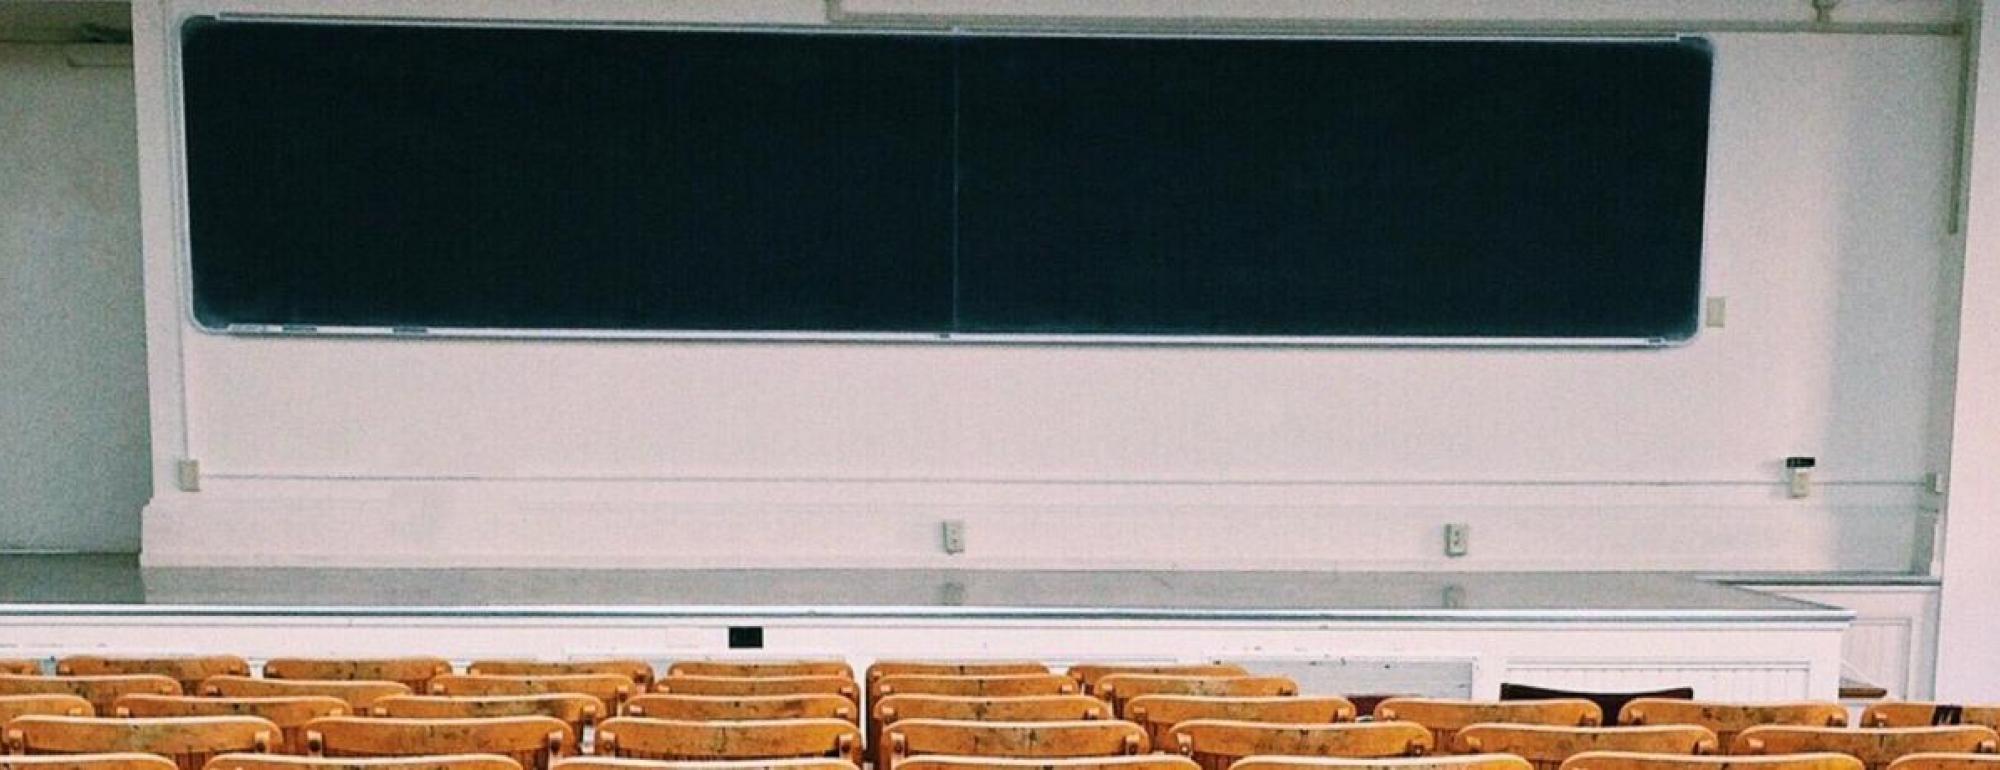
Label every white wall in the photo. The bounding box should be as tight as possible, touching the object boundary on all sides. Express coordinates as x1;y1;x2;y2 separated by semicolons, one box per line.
134;0;1965;569
1937;0;2000;702
0;41;148;552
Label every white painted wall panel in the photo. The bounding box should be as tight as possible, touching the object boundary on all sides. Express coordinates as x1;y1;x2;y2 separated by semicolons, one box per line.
131;0;1961;568
0;42;147;552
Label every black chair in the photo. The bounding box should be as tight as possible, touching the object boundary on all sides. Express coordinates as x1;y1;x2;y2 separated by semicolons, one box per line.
1498;683;1694;724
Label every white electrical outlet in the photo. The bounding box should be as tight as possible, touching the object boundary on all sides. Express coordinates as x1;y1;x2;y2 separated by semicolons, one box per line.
1705;296;1728;328
175;458;201;492
1444;523;1470;558
941;520;967;555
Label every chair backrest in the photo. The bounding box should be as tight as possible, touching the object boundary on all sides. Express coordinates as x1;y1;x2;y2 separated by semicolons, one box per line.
594;717;862;765
873;675;1079;701
1454;726;1718;770
1126;697;1355;751
624;694;856;723
204;753;524;770
0;752;181;770
866;662;1050;684
202;677;411;712
1228;756;1537;770
653;677;858;702
4;715;277;770
1166;721;1435;770
1376;700;1602;750
870;695;1110;766
428;675;632;711
466;661;655;689
551;759;856;770
55;658;251;694
1067;666;1250;694
303;716;574;770
874;695;1109;725
895;757;1199;770
2;660;41;676
1732;727;2000;770
666;662;854;681
369;695;605;738
1887;755;2000;770
884;719;1147;770
1559;752;1865;770
262;659;455;692
1864;706;2000;730
1;694;96;721
1097;678;1297;720
0;676;182;715
1619;701;1847;747
114;695;348;753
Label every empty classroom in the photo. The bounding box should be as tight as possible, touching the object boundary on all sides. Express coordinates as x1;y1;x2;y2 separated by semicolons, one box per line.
3;5;2000;770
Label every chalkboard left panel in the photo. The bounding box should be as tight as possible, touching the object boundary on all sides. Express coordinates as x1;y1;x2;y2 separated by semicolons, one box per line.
180;21;959;332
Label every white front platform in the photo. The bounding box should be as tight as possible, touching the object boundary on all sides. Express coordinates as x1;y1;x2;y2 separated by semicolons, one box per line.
0;557;1851;701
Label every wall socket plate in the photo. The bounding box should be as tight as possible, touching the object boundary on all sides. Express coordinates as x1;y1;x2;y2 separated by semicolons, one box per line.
1444;523;1470;558
175;458;201;492
941;519;967;555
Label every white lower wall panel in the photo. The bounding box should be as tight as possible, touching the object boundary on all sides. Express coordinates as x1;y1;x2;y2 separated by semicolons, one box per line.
1760;585;1940;699
0;614;1846;700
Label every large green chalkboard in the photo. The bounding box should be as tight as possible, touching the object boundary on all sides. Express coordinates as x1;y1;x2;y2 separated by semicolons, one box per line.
181;20;1711;343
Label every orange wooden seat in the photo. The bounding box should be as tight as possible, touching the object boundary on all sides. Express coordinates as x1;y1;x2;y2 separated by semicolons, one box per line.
1864;706;2000;730
1376;700;1601;750
56;658;250;695
666;662;853;681
653;677;857;702
1560;753;1864;770
428;675;632;712
896;758;1199;770
1618;701;1846;749
2;660;42;676
201;677;409;712
1455;726;1718;770
873;695;1109;726
303;716;574;770
4;715;277;770
467;661;656;689
866;662;1049;684
203;754;522;770
552;759;855;770
1887;755;2000;770
0;753;181;770
1166;721;1434;770
624;694;855;723
1127;697;1355;751
870;695;1110;764
873;675;1078;701
1;694;96;721
1229;756;1535;770
1732;727;2000;770
114;695;348;754
262;660;455;692
884;719;1147;770
0;676;181;715
1066;666;1250;695
370;695;605;739
1097;678;1296;720
594;718;862;765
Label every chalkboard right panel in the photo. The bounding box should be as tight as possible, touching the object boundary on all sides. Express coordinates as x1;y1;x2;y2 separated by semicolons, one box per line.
953;36;1712;342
